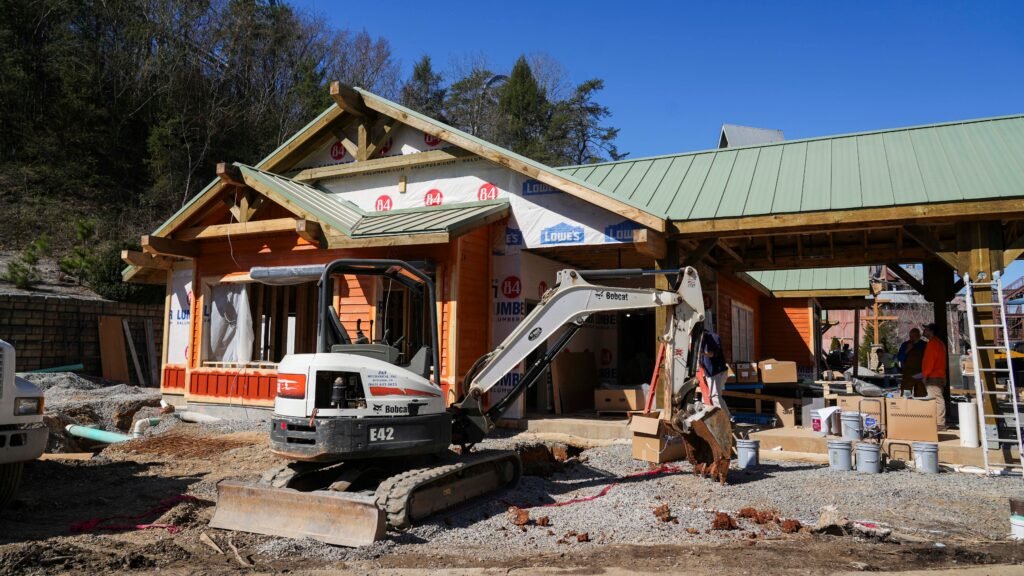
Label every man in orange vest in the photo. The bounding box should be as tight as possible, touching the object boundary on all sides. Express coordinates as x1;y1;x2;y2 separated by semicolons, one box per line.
915;323;948;429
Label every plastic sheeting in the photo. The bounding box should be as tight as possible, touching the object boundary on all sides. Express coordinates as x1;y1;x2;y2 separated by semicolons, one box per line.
206;284;253;363
250;265;325;286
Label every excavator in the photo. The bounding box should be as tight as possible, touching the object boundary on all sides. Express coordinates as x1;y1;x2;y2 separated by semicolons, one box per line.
211;259;731;546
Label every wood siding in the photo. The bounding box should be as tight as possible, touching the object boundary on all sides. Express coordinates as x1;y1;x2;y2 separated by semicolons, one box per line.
455;226;491;398
759;297;815;368
716;272;762;363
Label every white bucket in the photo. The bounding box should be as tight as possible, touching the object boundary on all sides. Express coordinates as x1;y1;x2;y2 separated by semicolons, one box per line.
736;439;760;469
828;440;852;471
855;443;882;474
958;401;980;448
1012;515;1024;540
841;411;863;441
811;410;826;437
913;442;940;474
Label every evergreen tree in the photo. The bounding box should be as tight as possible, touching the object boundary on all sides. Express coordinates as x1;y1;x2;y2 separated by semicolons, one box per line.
547;79;627;165
401;55;446;120
444;67;504;141
497;56;550;161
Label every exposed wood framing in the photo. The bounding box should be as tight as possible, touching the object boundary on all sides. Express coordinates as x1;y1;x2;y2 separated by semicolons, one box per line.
141;235;197;258
1004;232;1024;267
176;218;309;241
717;239;744;264
323;232;451;249
771;289;870;299
216;162;245;187
885;264;926;295
295;219;323;245
902;225;961;271
293;148;474;182
632;229;667;260
683;238;718;267
121;250;173;269
329;81;371;116
365;118;398;159
670;198;1024;238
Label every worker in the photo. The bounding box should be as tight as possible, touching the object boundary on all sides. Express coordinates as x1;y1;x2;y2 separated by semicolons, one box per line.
915;323;948;429
700;329;729;412
896;328;927;396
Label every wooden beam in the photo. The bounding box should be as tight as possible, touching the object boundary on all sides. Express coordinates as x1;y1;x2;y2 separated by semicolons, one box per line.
356;121;370;161
141;235;197;258
295;219;323;245
683;238;718;267
293;148;475;182
903;225;961;271
324;232;451;249
1003;232;1024;268
216;163;245;187
176;218;305;241
771;289;872;299
121;250;172;269
632;229;667;260
329;81;371;116
726;245;934;270
717;239;744;264
669;198;1024;238
365;118;398;158
356;87;666;232
885;264;926;295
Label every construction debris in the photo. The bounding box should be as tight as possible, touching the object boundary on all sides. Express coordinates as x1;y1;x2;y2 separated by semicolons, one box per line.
507;507;530;527
653;504;675;523
711;512;739;531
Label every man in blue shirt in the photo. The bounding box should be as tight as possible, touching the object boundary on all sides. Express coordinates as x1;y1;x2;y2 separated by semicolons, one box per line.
700;329;729;412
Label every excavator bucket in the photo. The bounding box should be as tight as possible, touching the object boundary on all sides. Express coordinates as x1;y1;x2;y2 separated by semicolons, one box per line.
675;407;733;485
210;480;385;547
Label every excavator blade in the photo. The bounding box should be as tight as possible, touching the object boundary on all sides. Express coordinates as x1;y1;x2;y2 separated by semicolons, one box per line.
210;480;385;547
674;406;733;484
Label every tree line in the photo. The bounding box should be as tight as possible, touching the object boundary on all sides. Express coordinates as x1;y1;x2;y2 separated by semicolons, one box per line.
0;0;623;300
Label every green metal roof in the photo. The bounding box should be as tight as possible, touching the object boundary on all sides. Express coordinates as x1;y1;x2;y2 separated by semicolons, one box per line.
746;266;871;294
560;115;1024;221
237;164;509;238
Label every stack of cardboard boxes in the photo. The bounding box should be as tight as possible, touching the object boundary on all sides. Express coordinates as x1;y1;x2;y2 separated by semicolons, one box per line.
835;394;938;442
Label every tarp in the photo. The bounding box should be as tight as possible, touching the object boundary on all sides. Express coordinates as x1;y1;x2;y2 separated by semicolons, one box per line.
250;265;325;286
206;284;253;363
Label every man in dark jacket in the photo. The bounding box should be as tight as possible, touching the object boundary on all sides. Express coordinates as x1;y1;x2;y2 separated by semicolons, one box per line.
700;330;729;411
896;328;927;396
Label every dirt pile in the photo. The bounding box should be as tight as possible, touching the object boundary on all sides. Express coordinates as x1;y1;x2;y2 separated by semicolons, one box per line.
21;372;161;452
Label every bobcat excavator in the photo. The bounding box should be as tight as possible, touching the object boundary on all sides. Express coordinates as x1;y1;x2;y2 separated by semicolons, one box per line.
211;259;731;546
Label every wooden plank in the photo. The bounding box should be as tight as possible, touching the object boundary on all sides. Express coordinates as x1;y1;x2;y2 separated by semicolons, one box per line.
717;239;744;264
770;289;871;298
293;148;475;182
176;218;304;241
683;238;717;266
324;232;450;249
632;228;667;259
329;81;372;116
141;235;197;258
123;319;146;386
903;225;961;271
365;118;398;159
356;87;666;232
670;198;1024;238
216;162;245;187
98;316;130;384
145;319;159;389
121;250;173;269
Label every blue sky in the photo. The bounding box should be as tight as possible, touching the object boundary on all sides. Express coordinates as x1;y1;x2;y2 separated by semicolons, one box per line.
294;0;1024;284
294;0;1022;158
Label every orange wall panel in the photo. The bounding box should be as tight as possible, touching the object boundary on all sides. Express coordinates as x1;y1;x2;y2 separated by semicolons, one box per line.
759;297;815;368
455;226;491;397
716;272;763;363
161;365;187;392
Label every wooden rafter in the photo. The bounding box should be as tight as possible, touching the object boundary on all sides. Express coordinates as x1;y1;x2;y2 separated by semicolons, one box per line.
903;225;961;271
141;235;197;258
295;219;323;245
717;239;744;264
121;250;173;269
329;81;371;117
1004;232;1024;267
885;264;926;294
216;162;245;187
176;218;311;241
365;118;398;159
683;238;718;267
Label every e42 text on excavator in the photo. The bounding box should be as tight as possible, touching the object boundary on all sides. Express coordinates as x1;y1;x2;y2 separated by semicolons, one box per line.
210;259;731;546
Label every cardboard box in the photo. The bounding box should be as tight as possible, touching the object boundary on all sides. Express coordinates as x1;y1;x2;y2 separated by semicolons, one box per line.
757;359;798;384
629;413;686;463
884;397;939;442
731;361;759;383
594;388;644;412
774;399;799;428
836;395;887;429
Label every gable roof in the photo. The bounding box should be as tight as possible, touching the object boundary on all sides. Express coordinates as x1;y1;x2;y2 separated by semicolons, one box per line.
719;124;784;148
237;164;510;240
560;114;1024;222
746;266;871;297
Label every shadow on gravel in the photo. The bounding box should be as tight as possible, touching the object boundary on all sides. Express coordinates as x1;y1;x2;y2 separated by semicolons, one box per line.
0;459;203;544
724;463;823;486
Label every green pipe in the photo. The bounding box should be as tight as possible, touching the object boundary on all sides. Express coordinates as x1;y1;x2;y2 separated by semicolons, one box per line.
29;363;85;373
65;424;133;444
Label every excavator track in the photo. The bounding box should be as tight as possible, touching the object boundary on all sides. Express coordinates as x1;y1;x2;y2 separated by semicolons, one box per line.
375;450;521;530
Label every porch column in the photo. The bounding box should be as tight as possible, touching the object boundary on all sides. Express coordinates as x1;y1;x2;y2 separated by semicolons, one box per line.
654;240;680;414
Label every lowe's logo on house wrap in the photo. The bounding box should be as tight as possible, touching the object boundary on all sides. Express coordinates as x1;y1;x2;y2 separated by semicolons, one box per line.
521;179;559;196
603;220;640;243
505;227;523;246
540;223;585;245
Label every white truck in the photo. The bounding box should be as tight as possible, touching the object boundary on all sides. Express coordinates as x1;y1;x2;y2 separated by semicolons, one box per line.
0;340;47;508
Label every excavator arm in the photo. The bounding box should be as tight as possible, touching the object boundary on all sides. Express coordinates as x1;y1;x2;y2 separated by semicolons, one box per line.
451;266;710;445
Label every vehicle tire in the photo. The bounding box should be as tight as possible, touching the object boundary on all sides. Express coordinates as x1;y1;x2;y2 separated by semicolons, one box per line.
0;462;24;509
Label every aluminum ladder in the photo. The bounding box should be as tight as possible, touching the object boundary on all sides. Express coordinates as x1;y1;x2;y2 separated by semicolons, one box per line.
964;272;1023;476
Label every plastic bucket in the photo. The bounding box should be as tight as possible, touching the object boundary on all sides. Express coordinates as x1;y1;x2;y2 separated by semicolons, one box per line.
736;439;760;469
958;401;980;448
855;443;882;474
913;442;940;473
841;411;863;441
1012;515;1024;540
828;440;852;471
811;410;826;437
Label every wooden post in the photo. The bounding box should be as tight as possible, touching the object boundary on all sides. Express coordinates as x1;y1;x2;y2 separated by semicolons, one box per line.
853;308;860;379
956;222;1005;416
655;239;680;415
